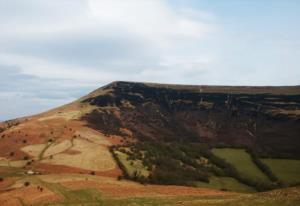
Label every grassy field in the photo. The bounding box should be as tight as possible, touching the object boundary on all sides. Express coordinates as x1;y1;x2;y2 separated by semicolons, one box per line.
31;187;300;206
212;148;270;182
2;174;300;206
261;159;300;185
114;151;149;178
0;166;25;177
42;138;115;171
195;176;255;193
42;184;102;203
15;178;103;206
21;138;116;171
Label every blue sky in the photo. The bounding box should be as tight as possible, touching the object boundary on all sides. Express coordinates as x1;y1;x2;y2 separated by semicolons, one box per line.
0;0;300;120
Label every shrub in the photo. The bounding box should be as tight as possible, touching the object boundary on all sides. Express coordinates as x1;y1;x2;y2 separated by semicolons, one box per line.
112;142;277;191
248;149;279;182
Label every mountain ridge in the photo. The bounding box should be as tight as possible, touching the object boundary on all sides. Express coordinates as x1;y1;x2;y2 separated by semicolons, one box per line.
0;81;299;205
82;81;300;157
89;81;300;95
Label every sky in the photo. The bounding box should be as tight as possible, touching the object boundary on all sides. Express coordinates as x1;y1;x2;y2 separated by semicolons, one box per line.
0;0;300;120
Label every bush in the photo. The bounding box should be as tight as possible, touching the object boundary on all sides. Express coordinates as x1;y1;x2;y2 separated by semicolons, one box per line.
114;142;211;186
110;147;130;179
198;148;276;191
112;142;277;191
24;182;30;187
248;149;279;182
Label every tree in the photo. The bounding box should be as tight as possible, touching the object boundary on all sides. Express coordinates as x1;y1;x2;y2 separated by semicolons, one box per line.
24;182;30;187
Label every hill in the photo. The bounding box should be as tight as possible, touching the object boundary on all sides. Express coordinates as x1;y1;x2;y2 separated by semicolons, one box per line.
0;81;299;205
83;81;300;158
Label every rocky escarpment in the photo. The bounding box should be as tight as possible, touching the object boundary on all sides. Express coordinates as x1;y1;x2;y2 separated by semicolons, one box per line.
82;81;300;158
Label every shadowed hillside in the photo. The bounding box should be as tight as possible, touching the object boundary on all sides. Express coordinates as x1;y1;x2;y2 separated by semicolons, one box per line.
83;81;300;158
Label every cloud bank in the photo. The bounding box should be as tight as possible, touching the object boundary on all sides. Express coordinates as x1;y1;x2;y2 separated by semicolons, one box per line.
0;0;299;120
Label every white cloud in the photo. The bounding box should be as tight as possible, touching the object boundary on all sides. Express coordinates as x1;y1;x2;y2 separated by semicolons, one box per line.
1;0;299;120
0;0;216;85
88;0;214;50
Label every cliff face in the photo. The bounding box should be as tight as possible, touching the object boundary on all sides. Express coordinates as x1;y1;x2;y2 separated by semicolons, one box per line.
82;81;300;158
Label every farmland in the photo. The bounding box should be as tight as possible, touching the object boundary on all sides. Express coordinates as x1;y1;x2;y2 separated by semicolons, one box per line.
195;176;255;193
212;148;270;182
261;159;300;185
113;150;150;178
1;173;299;206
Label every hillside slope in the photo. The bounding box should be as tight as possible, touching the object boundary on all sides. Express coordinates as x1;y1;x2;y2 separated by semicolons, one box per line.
83;81;300;158
0;81;300;205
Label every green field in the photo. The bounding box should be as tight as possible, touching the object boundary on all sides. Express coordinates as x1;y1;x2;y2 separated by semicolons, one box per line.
261;159;300;185
195;176;256;193
212;148;270;182
114;151;149;178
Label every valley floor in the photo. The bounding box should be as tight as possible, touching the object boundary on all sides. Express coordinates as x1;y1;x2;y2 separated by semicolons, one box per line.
0;173;299;206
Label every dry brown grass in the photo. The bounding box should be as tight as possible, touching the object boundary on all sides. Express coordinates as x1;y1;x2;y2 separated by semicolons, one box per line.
74;129;111;146
0;184;63;206
21;144;46;160
0;158;27;167
43;140;72;158
41;138;116;171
